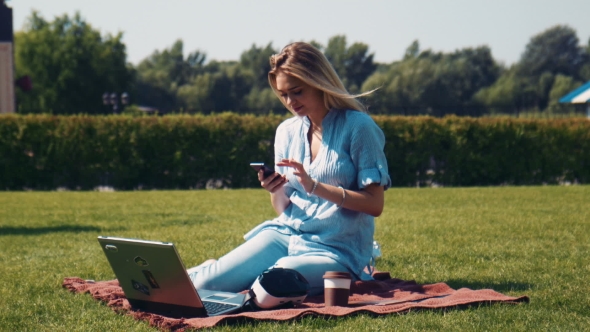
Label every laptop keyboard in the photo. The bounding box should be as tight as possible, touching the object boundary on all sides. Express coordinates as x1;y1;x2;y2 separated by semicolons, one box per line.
203;301;239;315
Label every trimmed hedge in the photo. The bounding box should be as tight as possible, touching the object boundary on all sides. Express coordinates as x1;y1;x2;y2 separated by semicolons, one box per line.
0;113;283;190
374;116;590;187
0;114;588;190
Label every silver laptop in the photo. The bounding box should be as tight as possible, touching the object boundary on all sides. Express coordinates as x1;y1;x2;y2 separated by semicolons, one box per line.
97;236;246;318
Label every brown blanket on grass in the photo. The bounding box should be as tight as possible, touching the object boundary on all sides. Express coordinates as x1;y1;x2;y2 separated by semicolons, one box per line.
62;272;528;331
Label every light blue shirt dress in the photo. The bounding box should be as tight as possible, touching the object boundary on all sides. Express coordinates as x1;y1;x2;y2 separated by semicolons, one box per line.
244;109;392;278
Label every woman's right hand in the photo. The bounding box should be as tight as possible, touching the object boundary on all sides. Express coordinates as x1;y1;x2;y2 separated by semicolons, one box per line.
259;170;288;193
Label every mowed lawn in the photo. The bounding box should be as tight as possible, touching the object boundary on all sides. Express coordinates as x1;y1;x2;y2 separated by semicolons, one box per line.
0;186;588;331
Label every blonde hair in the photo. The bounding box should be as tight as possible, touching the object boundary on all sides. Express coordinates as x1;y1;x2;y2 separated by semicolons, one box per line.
268;42;374;112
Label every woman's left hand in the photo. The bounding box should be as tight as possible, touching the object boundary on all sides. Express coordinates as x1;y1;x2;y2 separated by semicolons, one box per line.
276;158;315;193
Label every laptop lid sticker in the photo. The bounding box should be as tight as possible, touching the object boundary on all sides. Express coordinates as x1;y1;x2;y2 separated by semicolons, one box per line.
132;280;150;296
142;270;160;289
134;256;149;267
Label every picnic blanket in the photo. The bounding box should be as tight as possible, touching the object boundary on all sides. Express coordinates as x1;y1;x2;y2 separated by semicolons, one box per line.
62;272;528;331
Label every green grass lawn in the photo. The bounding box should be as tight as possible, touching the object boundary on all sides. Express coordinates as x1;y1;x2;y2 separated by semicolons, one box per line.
0;186;588;331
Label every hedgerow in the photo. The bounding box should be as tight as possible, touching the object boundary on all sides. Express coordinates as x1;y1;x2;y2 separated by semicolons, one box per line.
1;113;588;190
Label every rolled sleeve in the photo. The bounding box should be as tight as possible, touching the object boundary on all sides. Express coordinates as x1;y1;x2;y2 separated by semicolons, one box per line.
350;113;392;190
358;162;391;189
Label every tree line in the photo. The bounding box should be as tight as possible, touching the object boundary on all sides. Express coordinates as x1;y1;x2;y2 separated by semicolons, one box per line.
13;11;590;116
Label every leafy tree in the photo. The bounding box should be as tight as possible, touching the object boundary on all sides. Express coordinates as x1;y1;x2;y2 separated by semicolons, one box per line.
548;75;582;104
324;35;348;79
187;50;207;68
534;72;555;109
363;45;499;115
239;43;277;89
136;41;271;114
134;40;208;112
473;69;537;113
323;35;376;92
579;37;590;81
136;40;190;88
177;61;254;113
363;54;452;115
478;25;590;113
403;40;420;60
14;11;131;114
176;72;216;113
345;42;378;92
440;47;501;107
238;44;283;113
308;40;324;51
243;86;283;114
518;25;588;80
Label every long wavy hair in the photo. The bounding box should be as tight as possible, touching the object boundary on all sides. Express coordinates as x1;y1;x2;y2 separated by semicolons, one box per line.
268;42;375;112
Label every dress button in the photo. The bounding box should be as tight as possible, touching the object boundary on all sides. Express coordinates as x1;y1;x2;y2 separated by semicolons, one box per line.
378;165;383;169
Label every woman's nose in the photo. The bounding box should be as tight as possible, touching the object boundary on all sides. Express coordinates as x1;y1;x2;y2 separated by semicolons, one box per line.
286;95;294;106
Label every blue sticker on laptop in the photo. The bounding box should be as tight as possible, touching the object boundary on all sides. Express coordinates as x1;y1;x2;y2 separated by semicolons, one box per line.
131;279;150;296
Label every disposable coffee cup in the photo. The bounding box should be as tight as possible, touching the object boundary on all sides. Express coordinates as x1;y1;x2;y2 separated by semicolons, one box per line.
323;271;351;307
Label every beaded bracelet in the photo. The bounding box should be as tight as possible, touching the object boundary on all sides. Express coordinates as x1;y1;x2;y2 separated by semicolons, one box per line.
337;186;346;208
307;179;319;196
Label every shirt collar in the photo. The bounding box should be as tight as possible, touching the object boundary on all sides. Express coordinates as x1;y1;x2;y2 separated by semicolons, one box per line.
301;109;336;129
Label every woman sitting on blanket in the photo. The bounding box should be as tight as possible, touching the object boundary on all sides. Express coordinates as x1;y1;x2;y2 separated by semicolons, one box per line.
188;42;391;296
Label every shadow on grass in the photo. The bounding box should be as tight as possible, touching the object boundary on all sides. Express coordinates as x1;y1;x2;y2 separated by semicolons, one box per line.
0;225;106;236
441;279;532;293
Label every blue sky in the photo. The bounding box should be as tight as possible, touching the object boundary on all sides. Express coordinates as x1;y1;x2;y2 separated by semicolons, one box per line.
8;0;590;66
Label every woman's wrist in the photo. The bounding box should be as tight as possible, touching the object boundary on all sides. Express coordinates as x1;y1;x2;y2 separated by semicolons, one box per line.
306;178;318;196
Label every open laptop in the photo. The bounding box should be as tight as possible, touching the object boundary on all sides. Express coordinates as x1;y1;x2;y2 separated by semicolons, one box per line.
97;236;246;318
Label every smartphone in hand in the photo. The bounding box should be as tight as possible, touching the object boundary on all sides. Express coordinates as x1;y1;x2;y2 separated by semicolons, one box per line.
250;162;275;178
